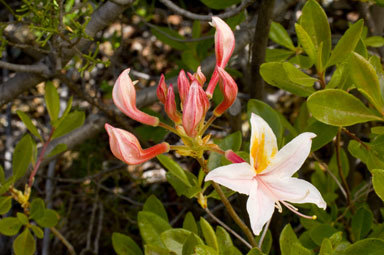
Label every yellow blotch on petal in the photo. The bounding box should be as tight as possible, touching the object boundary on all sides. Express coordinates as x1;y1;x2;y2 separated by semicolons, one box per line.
251;133;276;174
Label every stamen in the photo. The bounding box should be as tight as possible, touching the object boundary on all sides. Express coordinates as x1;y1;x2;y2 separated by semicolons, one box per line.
275;201;283;213
280;200;317;220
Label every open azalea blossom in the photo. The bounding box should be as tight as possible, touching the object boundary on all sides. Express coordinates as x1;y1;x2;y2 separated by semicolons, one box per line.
205;113;326;235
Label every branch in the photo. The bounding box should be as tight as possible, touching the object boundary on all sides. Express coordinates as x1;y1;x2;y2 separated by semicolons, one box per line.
159;0;255;21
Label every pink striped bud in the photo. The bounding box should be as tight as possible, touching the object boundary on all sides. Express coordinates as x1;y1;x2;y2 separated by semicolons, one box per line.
194;66;206;86
105;124;169;165
206;17;235;97
177;70;190;105
156;74;167;104
165;84;181;124
182;81;209;137
113;69;159;126
213;67;238;116
225;150;245;163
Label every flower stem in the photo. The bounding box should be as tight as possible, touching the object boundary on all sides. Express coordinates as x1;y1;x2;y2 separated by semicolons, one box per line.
197;157;258;248
336;128;351;206
200;115;217;136
158;122;179;134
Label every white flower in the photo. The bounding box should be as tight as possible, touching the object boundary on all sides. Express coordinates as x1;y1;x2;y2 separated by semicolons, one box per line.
205;113;326;235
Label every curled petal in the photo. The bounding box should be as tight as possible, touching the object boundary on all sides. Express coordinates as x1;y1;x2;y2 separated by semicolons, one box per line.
213;67;238;116
182;81;209;137
156;74;167;104
260;132;316;177
105;124;169;165
225;150;246;163
165;84;181;124
113;69;159;126
194;66;206;86
205;162;255;195
247;181;275;235
177;70;190;105
249;113;278;174
262;177;326;210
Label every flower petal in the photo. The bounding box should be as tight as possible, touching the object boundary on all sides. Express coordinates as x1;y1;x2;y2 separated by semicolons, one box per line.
247;180;275;235
262;177;326;209
205;162;254;195
249;113;278;174
260;132;316;177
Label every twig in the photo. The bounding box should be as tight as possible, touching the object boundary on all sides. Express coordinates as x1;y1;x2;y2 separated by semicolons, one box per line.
336;128;351;206
94;182;143;206
258;218;271;249
94;203;104;254
205;208;253;250
159;0;255;21
0;60;50;76
342;127;369;150
85;199;98;251
50;227;76;255
170;206;188;226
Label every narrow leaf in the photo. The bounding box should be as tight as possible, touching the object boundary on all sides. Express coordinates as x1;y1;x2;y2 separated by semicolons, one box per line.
16;111;42;141
112;232;143;255
13;135;34;180
143;195;168;222
372;169;384;202
269;22;295;50
45;82;60;123
52;111;85;139
200;217;218;251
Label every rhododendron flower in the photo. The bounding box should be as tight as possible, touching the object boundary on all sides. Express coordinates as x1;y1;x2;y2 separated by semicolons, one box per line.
105;124;169;165
113;69;159;126
156;74;167;104
205;113;326;235
177;69;190;105
164;84;181;124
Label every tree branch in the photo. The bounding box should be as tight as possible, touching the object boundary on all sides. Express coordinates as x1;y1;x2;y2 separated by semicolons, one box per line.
0;60;50;75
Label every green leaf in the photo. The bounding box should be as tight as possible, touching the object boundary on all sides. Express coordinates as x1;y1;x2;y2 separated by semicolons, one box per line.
192;20;201;39
280;224;312;255
342;238;384;255
269;22;295;50
352;207;373;241
295;23;316;64
46;143;67;158
216;226;233;255
349;52;384;113
52;111;85;139
194;244;217;255
200;217;218;251
247;248;266;255
0;177;14;196
348;141;384;171
144;244;169;254
161;228;192;254
265;48;293;62
13;229;36;255
182;50;200;71
304;120;338;151
289;55;314;69
30;225;44;239
53;96;73;128
260;62;315;97
364;36;384;47
355;39;368;58
13;134;34;180
200;0;241;10
143;195;168;222
16;111;42;140
150;26;187;50
327;64;349;89
319;238;333;255
138;211;171;247
309;224;338;246
0;165;4;183
0;217;22;236
327;19;364;67
372;169;384;201
182;233;205;255
45;82;60;122
300;0;331;66
30;198;45;221
183;212;199;235
0;196;12;215
307;89;382;126
247;99;283;145
157;155;191;187
112;232;143;255
255;230;273;254
282;62;317;87
35;209;59;228
17;213;29;225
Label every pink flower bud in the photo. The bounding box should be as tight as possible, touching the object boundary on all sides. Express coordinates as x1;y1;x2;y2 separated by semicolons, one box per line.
225;150;246;163
206;17;235;97
213;67;238;116
177;70;190;105
194;66;206;86
105;124;169;165
156;74;167;104
182;81;209;137
165;84;181;124
113;69;159;126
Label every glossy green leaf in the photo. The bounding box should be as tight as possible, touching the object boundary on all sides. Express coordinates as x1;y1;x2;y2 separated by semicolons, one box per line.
0;196;11;215
144;244;169;254
46;143;67;158
53;96;73;128
183;212;199;235
35;209;59;228
161;228;192;254
17;213;29;225
289;55;313;69
216;226;232;255
0;165;4;183
352;207;373;241
13;134;34;180
158;155;191;187
364;36;384;47
327;64;348;89
295;23;316;64
348;140;384;171
309;224;338;246
282;62;317;87
319;238;333;255
138;211;171;247
52;111;85;139
16;111;42;140
182;50;200;71
30;225;44;239
342;238;384;255
45;82;60;122
182;233;205;255
200;0;241;10
200;217;218;251
143;195;168;222
327;19;364;67
30;198;45;221
304;120;338;151
355;39;368;58
247;248;266;255
300;0;331;66
307;89;382;126
260;62;315;97
269;22;295;50
112;232;143;255
13;228;36;255
349;52;384;113
280;224;312;255
0;217;22;236
194;244;217;255
372;169;384;201
265;48;293;62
